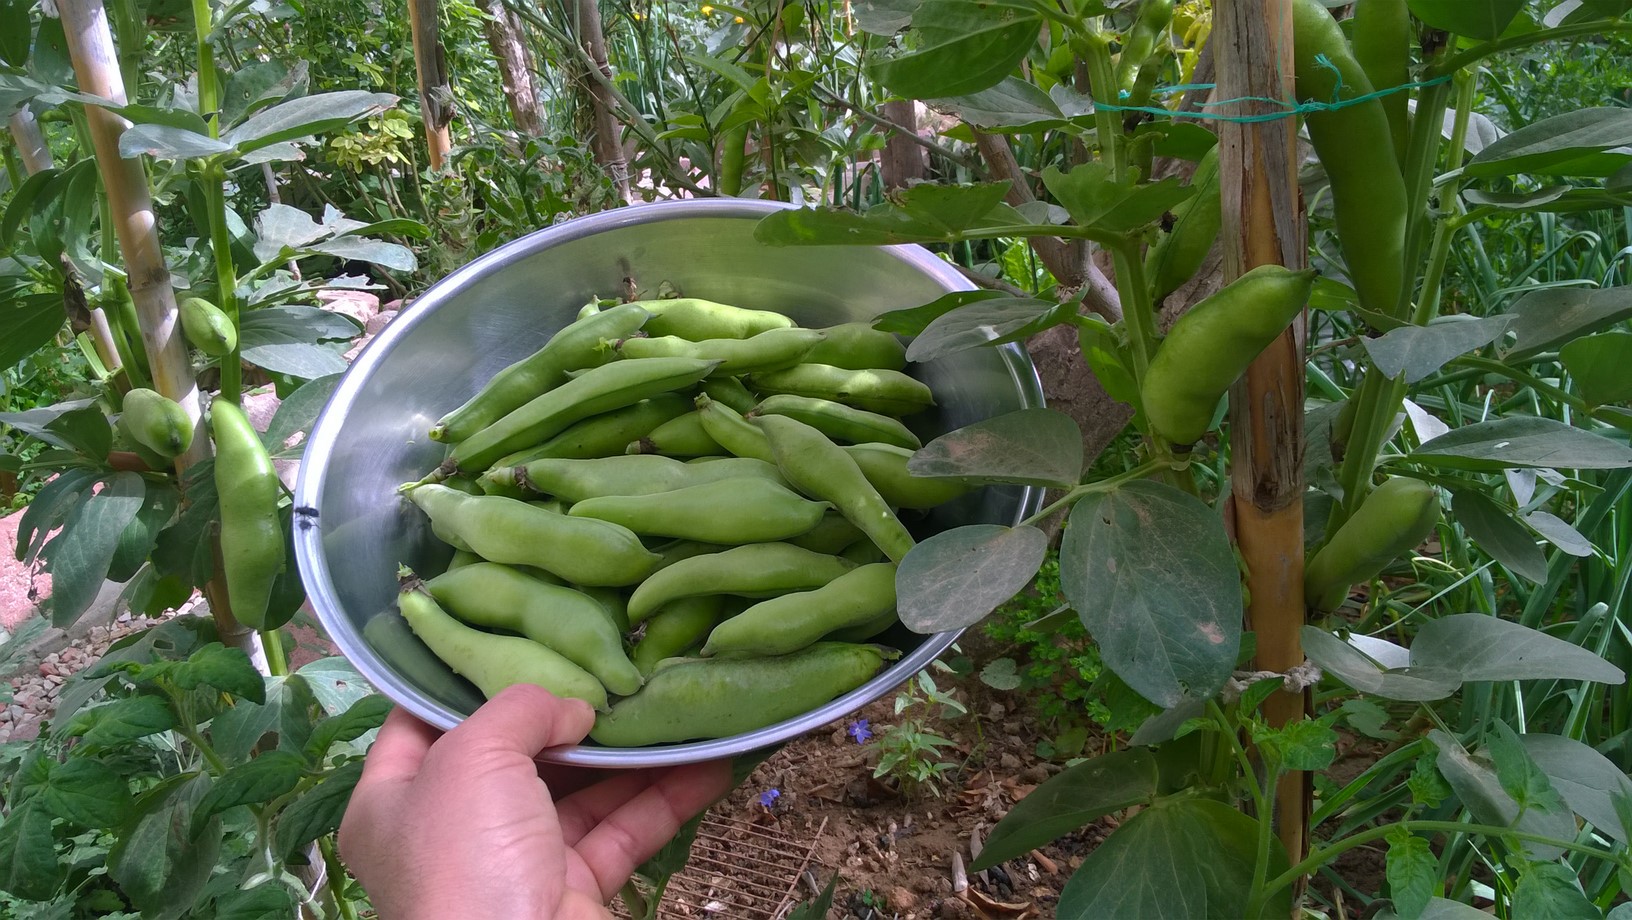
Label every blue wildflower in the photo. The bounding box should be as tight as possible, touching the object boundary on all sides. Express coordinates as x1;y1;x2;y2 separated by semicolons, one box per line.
848;719;873;744
758;788;781;808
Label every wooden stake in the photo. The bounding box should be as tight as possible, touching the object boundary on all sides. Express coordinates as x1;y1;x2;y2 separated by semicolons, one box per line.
574;0;632;201
1214;0;1312;896
408;0;452;171
477;0;545;136
58;0;261;657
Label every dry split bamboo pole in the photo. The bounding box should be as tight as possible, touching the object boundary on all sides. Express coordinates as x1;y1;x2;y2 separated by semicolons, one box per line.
477;0;545;136
58;0;262;657
1214;0;1312;893
408;0;453;170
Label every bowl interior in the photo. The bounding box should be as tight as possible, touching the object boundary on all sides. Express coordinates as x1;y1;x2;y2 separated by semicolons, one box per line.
295;200;1043;766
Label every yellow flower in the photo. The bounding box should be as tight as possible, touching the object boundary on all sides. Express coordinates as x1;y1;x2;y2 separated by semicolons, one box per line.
701;3;712;11
734;15;743;21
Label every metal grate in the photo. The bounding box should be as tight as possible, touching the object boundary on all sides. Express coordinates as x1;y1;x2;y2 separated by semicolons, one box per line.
612;813;829;920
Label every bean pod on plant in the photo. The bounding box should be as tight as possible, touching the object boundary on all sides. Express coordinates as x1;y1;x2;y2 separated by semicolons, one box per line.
1139;264;1317;446
1144;144;1220;304
211;400;286;630
180;296;236;357
1304;476;1440;611
118;388;193;460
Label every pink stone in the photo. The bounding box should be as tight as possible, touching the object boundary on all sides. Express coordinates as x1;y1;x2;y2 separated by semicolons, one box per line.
365;310;397;335
317;290;381;326
241;388;282;433
0;511;51;630
37;661;55;677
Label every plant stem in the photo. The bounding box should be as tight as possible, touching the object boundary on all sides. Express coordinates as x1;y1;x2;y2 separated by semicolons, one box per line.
1078;27;1123;180
619;881;653;920
1019;458;1175;528
319;835;359;920
1432;21;1632;77
261;628;289;676
1111;239;1157;388
1211;700;1276;919
1261;820;1630;902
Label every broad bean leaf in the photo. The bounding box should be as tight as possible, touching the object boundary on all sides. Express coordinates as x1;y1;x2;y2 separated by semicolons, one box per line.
1407;0;1525;39
221;60;301;125
1060;482;1241;708
1561;332;1632;406
891;182;1015;233
1464;185;1570;209
0;292;65;371
1412;417;1632;471
1467;107;1632;178
852;0;920;33
1502;285;1632;359
1525;510;1594;557
44;407;112;460
14;467;96;563
239;305;358;379
310;234;417;271
41;472;145;626
756;185;1040;247
214;884;297;920
1375;899;1496;920
909;408;1082;488
108;773;222;916
897;524;1047;633
1043;163;1194;233
221;90;396;154
1451;490;1547;583
191;751;305;836
42;759;133;829
872;290;1005;335
0;801;60;900
871;0;1041;99
108;482;178;583
274;759;363;859
1057;797;1289;919
1511;863;1602;919
0;0;27;65
1360;316;1510;383
1299;627;1458;701
1521;732;1632;845
254;202;339;256
118;124;233;160
974;749;1157;870
1411;613;1625;684
905;298;1068;363
1384;827;1437;920
263;373;341;452
1430;730;1576;861
304;693;391;761
929;77;1066;131
60;695;176;751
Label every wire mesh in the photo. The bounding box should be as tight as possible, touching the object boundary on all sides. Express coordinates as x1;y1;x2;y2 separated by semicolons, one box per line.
611;813;829;920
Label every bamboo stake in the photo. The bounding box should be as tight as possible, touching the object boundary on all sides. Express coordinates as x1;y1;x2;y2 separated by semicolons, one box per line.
573;0;632;201
1214;0;1311;894
477;0;545;136
58;0;261;658
10;103;126;377
408;0;453;171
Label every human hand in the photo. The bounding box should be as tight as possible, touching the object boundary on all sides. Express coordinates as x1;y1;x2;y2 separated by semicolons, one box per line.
339;684;734;919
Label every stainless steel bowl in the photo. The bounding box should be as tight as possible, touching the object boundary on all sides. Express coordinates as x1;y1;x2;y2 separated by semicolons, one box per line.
293;198;1044;767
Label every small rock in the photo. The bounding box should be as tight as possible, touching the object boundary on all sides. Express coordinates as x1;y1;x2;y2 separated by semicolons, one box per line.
914;876;938;895
29;696;48;712
317;289;381;325
1021;764;1050;784
44;674;63;687
888;887;918;913
38;661;56;677
986;702;1006;720
998;752;1021;770
365;310;398;335
938;897;970;918
12;692;33;710
1006;734;1024;748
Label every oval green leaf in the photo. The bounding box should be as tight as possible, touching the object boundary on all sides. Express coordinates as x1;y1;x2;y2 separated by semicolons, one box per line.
896;524;1047;634
909;408;1082;488
1412;417;1632;471
972;749;1158;871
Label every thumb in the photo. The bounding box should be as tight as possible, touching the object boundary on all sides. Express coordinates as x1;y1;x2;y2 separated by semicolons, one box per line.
440;683;597;762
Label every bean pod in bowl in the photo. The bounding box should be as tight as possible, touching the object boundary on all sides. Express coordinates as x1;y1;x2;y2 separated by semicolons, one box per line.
294;199;1043;767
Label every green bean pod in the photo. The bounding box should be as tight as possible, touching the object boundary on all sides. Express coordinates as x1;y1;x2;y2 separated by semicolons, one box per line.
426;562;642;696
1292;0;1407;318
1351;0;1411;168
755;415;915;564
840;538;887;566
450;357;719;473
581;586;630;632
431;303;650;443
751;394;921;450
1140;265;1317;446
827;607;897;642
749;364;935;416
627;542;857;623
636;297;795;340
704;563;897;658
787;512;868;554
695;395;775;462
119;388;194;459
589;642;888;746
698;376;759;414
568;478;830;544
840;442;974;510
499;454;782;501
1304;477;1439;611
1144;145;1221;304
446;549;482;571
211;401;285;630
651;539;729;572
616;327;826;375
632;595;723;676
802;322;907;371
398;575;608;710
180;296;236;357
626;411;724;457
487;394;692;469
404;484;660;586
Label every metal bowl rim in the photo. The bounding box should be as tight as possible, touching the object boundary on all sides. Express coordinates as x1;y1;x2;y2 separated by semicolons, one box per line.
293;198;1045;768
